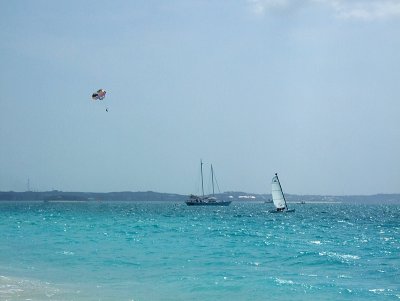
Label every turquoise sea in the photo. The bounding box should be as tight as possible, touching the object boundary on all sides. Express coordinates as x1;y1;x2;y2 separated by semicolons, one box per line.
0;201;399;301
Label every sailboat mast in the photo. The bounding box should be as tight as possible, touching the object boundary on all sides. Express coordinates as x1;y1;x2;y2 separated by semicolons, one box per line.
275;173;288;210
201;160;204;197
211;164;215;196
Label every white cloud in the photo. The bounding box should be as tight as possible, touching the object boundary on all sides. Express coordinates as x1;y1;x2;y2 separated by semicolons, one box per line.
319;0;400;20
248;0;400;20
247;0;290;15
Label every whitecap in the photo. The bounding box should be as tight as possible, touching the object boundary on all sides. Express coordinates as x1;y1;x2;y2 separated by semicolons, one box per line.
338;274;352;279
319;252;360;261
0;275;60;298
300;273;318;277
339;254;360;260
275;278;294;285
369;288;386;293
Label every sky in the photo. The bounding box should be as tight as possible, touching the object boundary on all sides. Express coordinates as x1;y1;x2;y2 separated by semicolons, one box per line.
1;0;399;195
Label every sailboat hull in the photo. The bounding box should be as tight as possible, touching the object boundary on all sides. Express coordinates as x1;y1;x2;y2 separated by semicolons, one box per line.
269;209;295;213
186;201;232;206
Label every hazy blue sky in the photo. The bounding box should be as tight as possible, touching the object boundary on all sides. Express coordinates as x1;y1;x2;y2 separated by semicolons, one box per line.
1;0;399;195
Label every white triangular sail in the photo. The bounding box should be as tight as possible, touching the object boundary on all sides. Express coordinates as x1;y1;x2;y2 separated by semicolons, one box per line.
271;175;286;210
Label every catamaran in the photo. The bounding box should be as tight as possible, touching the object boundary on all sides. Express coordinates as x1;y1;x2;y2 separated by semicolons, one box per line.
270;173;295;213
186;161;231;206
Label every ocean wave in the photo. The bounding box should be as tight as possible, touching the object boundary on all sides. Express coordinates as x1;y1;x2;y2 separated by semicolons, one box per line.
0;275;60;299
319;251;361;262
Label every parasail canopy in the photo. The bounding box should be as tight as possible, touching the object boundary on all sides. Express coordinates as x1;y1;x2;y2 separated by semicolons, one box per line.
92;89;106;101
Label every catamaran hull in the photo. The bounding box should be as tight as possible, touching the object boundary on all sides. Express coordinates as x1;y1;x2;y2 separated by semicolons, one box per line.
186;201;232;206
269;209;295;213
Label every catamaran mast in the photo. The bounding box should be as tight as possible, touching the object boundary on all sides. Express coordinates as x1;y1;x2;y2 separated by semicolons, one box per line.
211;164;215;196
201;160;204;197
275;173;288;210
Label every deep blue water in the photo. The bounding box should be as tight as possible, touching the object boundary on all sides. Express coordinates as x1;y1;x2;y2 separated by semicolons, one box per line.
0;201;399;300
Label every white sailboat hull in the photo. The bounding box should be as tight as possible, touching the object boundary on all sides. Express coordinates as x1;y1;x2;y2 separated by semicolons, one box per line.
269;208;295;213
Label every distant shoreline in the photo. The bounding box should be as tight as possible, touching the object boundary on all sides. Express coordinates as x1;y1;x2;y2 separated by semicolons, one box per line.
0;191;399;204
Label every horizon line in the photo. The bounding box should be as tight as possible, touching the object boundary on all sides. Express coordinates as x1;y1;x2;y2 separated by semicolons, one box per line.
1;190;400;197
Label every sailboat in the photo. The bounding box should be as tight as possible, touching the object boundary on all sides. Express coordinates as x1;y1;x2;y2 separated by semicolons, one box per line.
185;161;231;206
270;173;295;213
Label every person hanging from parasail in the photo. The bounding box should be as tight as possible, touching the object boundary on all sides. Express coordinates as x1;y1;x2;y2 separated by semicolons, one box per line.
91;89;108;112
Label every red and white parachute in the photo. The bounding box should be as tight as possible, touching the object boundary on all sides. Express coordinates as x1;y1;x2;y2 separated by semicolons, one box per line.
91;89;109;112
92;89;106;101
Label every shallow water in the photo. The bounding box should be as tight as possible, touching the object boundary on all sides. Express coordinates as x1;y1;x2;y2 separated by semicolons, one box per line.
0;201;399;300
